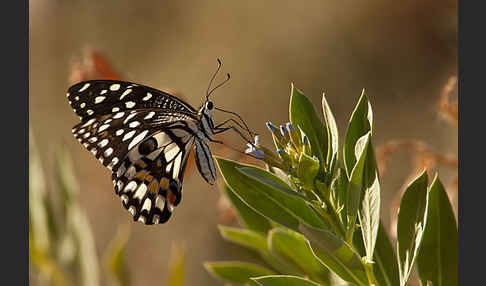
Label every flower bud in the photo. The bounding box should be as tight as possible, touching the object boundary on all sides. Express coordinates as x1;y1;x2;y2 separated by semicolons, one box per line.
286;122;302;151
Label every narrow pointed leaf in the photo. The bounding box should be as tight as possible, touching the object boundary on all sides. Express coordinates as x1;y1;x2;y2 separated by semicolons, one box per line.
344;90;373;177
300;224;368;286
289;84;328;166
322;93;339;166
252;275;322;286
268;227;330;285
397;170;429;286
222;184;272;234
357;140;381;261
346;132;371;240
204;262;275;286
417;175;458;286
218;225;268;252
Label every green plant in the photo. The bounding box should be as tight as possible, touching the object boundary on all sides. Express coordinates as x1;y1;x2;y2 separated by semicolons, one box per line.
205;85;457;286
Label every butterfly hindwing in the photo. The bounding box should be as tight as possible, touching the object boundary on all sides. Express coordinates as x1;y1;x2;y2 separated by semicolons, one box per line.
72;109;199;224
113;129;195;225
67;80;197;121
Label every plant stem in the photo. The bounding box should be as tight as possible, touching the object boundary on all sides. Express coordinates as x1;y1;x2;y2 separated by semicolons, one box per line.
362;258;379;286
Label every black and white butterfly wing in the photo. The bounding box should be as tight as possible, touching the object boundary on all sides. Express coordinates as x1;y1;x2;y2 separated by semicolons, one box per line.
67;80;197;121
72;108;198;225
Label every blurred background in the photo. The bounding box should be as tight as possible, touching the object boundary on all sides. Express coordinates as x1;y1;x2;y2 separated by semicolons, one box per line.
29;0;457;285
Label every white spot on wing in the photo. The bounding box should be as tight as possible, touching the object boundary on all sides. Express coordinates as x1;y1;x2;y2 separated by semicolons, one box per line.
123;130;136;142
82;118;96;127
98;139;109;148
173;152;182;179
128;206;136;216
100;89;107;94
144;112;155;119
104;147;113;157
74;96;79;101
79;102;86;108
133;184;147;201
128;130;149;150
112;107;120;112
120;89;132;100
142;198;151;212
123;113;137;124
125;101;136;108
116;129;124;136
153;215;160;224
166;161;173;173
155;195;165;211
129;121;140;128
95;96;105;104
110;84;121;91
108;157;119;169
79;83;90;92
87;109;94;115
113;111;125;119
143;92;152;101
123;181;137;193
165;144;180;162
98;124;110;132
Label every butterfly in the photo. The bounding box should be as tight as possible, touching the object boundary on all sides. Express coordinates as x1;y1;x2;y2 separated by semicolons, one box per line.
67;60;256;225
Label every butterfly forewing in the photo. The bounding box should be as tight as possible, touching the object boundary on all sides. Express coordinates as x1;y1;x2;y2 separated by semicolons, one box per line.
67;80;196;121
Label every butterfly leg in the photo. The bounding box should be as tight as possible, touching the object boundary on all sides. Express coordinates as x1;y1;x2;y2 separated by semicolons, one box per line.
214;118;255;137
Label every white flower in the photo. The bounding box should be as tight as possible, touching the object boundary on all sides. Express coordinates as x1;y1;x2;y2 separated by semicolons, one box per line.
245;136;265;159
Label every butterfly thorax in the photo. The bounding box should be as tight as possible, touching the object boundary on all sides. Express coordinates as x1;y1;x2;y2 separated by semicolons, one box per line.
197;101;215;140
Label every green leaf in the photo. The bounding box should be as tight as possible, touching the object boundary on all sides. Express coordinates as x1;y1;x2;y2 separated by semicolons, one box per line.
354;221;400;286
346;132;371;241
357;140;381;262
297;153;320;190
268;227;330;285
168;243;185;286
104;224;131;286
344;89;373;177
218;225;268;252
252;275;322;286
238;166;328;230
204;261;275;286
223;184;272;234
417;175;458;286
217;158;298;230
289;84;328;167
299;224;368;286
217;157;328;231
397;170;429;286
322;93;339;166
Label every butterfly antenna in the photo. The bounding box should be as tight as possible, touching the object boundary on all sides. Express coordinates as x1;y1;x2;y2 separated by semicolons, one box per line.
208;73;231;98
206;58;222;101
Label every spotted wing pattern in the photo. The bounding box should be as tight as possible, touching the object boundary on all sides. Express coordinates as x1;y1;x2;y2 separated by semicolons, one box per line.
72;107;199;225
67;80;197;121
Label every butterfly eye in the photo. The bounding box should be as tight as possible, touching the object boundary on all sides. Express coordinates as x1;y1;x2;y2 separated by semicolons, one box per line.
206;101;214;110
